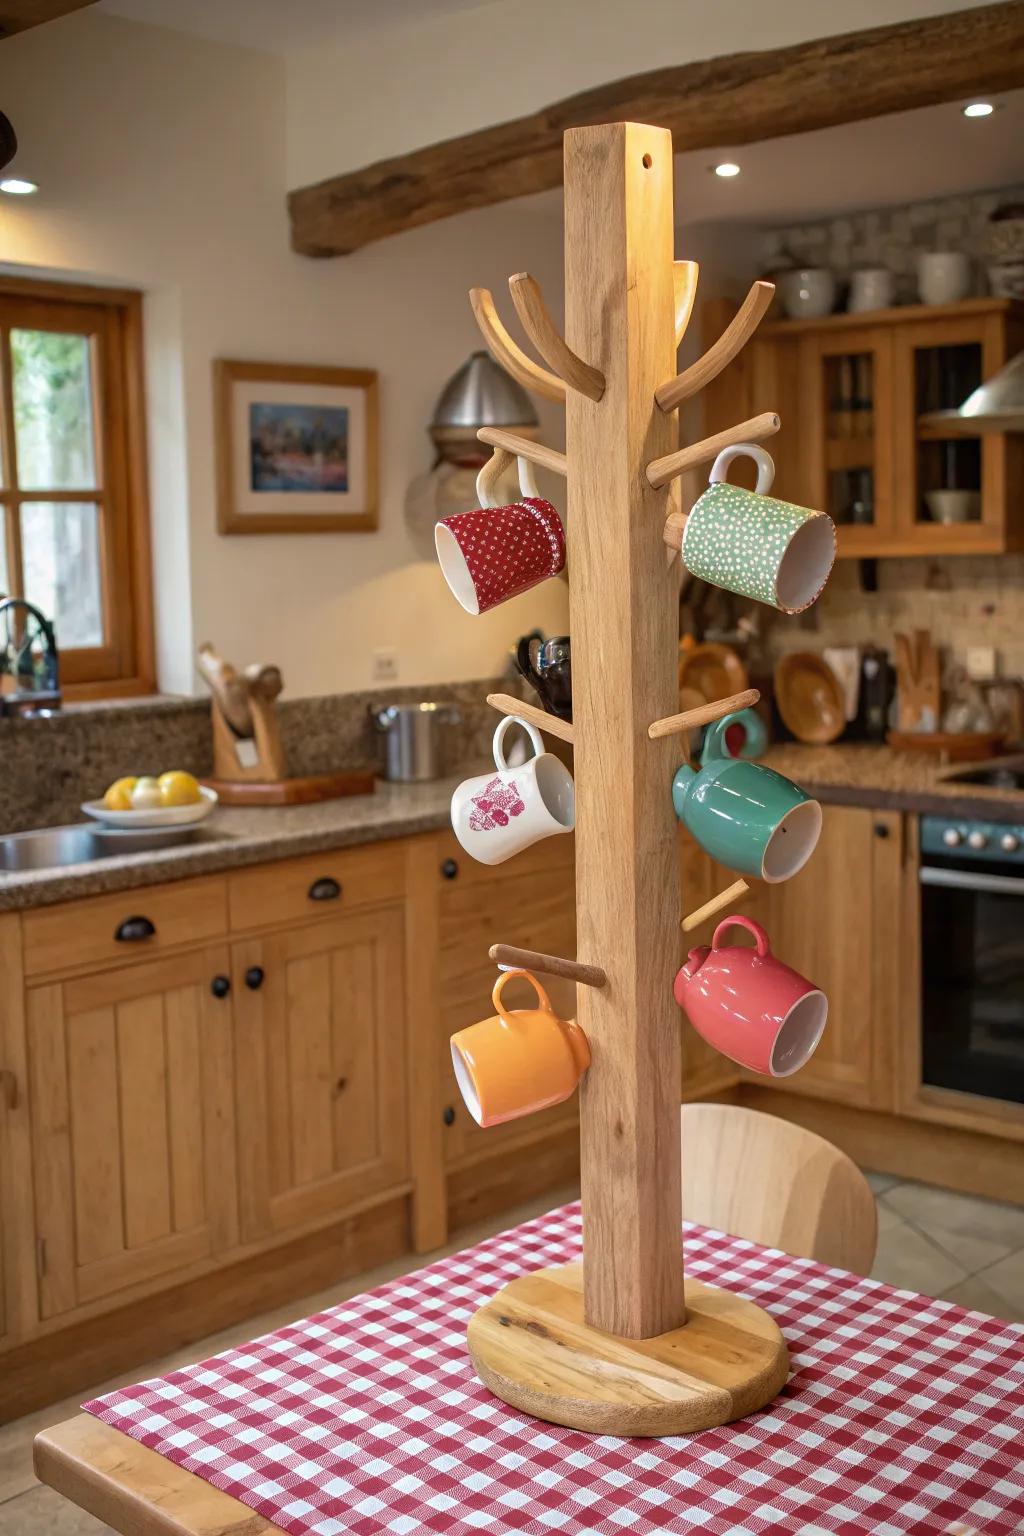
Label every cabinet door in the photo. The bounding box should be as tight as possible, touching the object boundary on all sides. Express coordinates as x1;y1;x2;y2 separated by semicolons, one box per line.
438;832;577;1165
233;907;408;1242
802;328;895;556
26;948;238;1320
755;806;901;1108
891;312;1020;554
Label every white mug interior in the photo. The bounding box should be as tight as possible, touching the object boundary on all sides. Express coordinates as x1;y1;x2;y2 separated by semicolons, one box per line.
761;799;822;882
451;1042;484;1124
434;523;481;615
534;752;575;829
774;514;837;613
769;990;828;1077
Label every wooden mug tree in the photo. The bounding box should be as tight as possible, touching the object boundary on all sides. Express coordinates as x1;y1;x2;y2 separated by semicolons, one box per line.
462;123;790;1436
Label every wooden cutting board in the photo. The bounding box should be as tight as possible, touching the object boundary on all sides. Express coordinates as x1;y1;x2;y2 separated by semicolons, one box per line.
894;630;941;734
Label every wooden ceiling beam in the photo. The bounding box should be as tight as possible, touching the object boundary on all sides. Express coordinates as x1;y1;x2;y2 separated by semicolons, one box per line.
288;1;1024;257
0;0;96;37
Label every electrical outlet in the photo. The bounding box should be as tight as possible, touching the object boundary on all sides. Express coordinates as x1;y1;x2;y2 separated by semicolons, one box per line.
966;646;996;681
372;648;399;683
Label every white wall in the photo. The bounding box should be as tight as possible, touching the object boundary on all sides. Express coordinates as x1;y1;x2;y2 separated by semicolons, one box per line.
0;11;570;696
284;0;996;189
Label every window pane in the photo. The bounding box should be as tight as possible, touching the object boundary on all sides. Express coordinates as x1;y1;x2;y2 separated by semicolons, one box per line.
22;501;103;647
11;329;98;490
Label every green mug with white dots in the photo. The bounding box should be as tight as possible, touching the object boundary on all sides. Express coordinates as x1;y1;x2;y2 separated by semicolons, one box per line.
682;444;836;614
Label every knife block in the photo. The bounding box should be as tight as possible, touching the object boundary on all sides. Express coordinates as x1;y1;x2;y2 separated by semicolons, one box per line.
210;691;287;784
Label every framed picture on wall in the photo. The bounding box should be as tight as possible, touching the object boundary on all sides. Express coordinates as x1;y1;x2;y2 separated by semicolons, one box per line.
214;359;378;534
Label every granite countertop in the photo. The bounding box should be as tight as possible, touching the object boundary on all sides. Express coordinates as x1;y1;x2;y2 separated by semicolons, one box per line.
1;745;1022;914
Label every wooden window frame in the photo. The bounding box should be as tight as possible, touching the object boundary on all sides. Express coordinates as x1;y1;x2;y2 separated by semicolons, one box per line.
0;275;155;699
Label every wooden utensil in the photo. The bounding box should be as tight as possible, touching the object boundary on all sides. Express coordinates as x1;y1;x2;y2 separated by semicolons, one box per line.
774;652;845;744
894;629;941;733
197;643;253;737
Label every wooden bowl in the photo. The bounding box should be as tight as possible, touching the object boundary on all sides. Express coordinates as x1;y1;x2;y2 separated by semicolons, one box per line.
774;653;845;744
678;643;748;704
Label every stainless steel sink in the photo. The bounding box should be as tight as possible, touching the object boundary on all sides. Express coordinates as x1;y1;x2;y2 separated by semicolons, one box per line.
0;823;211;871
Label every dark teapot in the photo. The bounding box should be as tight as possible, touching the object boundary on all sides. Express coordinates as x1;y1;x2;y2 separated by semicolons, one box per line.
516;634;572;722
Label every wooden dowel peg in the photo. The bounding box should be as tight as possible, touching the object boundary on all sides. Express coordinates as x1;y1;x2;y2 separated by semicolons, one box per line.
663;509;687;552
509;273;605;402
673;260;699;347
469;287;566;404
681;879;749;933
486;693;575;743
648;688;759;739
489;944;607;989
645;411;780;490
655;280;775;413
477;427;568;479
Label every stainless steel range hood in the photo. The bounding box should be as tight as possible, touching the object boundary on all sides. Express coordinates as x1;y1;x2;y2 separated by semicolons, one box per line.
922;349;1024;433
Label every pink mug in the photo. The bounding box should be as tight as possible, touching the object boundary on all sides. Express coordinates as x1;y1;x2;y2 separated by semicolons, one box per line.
434;455;565;615
673;914;827;1078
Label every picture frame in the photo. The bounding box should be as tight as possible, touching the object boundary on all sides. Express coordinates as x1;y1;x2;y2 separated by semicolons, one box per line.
213;359;378;534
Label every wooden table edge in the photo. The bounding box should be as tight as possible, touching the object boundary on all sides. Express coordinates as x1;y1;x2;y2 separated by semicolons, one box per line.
34;1413;283;1536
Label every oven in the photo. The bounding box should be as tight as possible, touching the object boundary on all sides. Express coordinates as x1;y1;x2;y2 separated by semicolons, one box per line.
919;814;1024;1107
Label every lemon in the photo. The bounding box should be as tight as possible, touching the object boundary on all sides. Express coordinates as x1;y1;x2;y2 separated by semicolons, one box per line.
130;776;163;811
103;776;137;811
158;770;202;807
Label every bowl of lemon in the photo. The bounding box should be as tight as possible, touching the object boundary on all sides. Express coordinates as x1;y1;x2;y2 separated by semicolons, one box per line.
83;772;218;829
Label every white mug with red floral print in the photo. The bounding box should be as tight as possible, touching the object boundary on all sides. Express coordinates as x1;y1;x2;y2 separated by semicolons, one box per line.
450;716;575;866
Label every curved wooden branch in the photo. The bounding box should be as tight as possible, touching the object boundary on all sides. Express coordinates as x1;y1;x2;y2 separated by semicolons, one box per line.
509;272;605;401
656;281;775;413
645;411;780;490
469;287;566;404
477;427;568;478
673;260;699;348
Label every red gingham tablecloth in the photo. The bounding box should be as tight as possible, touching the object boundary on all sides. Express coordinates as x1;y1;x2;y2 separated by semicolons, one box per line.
84;1203;1024;1536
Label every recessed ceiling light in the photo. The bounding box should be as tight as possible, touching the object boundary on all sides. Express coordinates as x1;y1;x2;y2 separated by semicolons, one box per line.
714;162;741;179
0;177;37;195
963;102;995;118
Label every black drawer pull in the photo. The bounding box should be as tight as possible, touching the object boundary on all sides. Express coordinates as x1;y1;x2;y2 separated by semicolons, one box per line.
442;1105;456;1126
441;858;459;880
873;823;890;839
308;876;341;902
210;975;231;999
245;965;265;991
115;915;156;943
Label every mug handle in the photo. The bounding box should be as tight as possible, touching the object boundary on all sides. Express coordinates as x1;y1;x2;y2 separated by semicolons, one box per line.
711;913;771;959
476;448;542;509
492;967;554;1021
701;709;752;766
493;713;545;771
709;442;775;496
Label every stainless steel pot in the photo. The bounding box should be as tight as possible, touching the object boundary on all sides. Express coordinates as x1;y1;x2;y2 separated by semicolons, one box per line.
371;701;460;782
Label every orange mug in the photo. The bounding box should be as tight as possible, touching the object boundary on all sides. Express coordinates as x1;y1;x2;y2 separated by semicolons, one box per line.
450;969;591;1128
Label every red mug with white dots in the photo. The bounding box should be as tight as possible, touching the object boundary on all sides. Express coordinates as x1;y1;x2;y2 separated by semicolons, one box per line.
434;455;566;616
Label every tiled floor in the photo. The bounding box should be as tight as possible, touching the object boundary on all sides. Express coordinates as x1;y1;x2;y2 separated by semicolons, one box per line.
3;1172;1024;1535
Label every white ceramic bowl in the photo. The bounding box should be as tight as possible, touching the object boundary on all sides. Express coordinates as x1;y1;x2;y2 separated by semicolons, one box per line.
925;490;981;525
81;785;218;828
780;268;836;320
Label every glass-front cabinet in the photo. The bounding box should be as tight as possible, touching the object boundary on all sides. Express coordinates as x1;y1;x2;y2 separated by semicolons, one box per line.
703;297;1024;559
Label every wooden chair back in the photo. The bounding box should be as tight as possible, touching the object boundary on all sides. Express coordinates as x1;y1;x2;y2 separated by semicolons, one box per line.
680;1103;878;1275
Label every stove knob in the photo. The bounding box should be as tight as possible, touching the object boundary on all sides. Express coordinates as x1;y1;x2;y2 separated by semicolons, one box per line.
967;830;988;851
942;827;963;848
1000;832;1020;853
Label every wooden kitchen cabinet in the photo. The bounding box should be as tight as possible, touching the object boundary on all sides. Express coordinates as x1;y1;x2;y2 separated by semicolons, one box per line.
231;907;409;1244
750;805;903;1109
25;946;238;1320
701;296;1024;558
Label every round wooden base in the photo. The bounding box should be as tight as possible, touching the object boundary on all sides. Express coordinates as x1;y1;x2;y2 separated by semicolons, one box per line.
467;1262;789;1437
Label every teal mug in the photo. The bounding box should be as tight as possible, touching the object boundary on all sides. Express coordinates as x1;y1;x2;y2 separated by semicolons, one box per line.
672;712;822;883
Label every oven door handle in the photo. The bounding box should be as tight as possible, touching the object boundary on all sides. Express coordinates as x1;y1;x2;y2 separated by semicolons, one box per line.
920;865;1024;896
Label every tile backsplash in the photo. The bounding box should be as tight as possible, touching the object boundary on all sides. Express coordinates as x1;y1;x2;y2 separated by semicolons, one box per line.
765;554;1024;681
763;184;1024;303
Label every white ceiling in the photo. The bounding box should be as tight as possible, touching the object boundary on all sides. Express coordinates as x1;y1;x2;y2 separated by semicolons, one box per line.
95;0;493;53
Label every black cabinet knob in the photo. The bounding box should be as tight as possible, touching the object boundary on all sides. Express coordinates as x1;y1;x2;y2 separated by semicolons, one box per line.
210;974;231;999
244;965;265;990
115;915;156;943
440;858;459;880
308;876;341;902
873;823;890;839
442;1105;456;1126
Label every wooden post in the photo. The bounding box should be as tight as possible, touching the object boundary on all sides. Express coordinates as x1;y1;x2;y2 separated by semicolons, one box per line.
466;120;789;1437
563;122;684;1339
